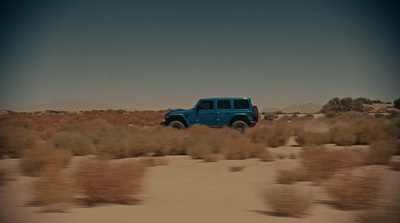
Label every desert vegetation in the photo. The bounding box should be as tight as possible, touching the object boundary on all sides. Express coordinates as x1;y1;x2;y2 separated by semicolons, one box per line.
0;106;399;221
264;185;313;217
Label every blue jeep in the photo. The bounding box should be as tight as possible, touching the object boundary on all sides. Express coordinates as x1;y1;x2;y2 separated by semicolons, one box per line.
162;97;259;133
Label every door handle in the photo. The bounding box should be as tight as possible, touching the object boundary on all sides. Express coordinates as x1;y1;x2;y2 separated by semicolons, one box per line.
225;112;230;115
210;113;215;115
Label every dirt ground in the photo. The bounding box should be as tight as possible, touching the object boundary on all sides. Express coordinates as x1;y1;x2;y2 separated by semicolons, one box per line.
1;146;399;223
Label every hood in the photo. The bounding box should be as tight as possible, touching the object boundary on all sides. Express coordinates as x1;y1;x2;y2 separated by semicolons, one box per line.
166;108;192;117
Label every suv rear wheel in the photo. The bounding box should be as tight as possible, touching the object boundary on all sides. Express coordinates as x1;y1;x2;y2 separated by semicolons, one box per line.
231;120;247;134
168;120;186;129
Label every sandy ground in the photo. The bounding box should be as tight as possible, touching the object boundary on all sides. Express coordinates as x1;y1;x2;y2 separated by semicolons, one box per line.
1;144;399;223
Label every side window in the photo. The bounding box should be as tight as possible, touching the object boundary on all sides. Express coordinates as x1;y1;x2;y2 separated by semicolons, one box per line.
198;101;214;110
234;100;250;109
218;100;231;110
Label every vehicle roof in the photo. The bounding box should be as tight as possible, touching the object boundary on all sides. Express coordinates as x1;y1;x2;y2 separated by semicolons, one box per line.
199;97;249;100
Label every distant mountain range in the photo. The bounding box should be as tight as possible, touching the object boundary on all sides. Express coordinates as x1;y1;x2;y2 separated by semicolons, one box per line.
262;103;323;114
17;100;123;112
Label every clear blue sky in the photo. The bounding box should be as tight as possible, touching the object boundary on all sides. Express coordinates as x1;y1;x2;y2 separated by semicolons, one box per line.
1;0;399;110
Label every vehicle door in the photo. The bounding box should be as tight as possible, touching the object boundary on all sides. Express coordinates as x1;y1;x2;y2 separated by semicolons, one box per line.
196;100;217;125
216;100;233;126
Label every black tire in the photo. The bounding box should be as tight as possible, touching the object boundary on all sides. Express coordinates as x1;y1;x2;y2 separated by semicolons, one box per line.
168;121;186;129
231;120;248;134
252;106;259;122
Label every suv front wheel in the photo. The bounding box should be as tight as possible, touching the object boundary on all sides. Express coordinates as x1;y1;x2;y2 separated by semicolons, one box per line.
168;120;186;129
231;120;248;134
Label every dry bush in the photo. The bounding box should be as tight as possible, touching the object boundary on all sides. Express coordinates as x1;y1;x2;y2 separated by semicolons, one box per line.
188;138;221;162
264;185;313;217
247;123;292;147
0;124;37;158
20;144;71;177
364;140;399;165
325;171;380;209
32;167;73;212
295;130;330;146
356;205;400;223
73;159;146;204
330;125;358;146
53;130;93;156
93;126;131;159
223;137;262;160
128;126;188;157
247;125;269;144
260;148;274;162
278;168;310;184
300;147;364;182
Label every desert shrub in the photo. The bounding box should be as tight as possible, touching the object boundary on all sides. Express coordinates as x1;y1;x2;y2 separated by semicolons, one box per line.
20;144;71;177
277;168;310;184
325;171;380;209
73;159;146;204
295;130;330;146
53;130;93;156
300;147;363;182
382;118;400;139
150;127;185;156
93;126;131;158
264;185;313;217
330;125;357;146
264;113;278;121
356;205;400;223
248;123;292;147
267;123;293;147
188;138;221;162
364;140;399;165
247;125;269;144
0;124;37;158
32;167;73;211
223;137;262;160
260;148;274;162
386;110;400;119
325;111;338;118
305;114;314;119
129;127;187;157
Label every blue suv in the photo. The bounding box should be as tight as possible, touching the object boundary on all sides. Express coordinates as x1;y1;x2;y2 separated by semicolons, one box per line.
162;97;259;133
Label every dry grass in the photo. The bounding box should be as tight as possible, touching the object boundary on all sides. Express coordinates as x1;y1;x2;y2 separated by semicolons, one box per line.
277;168;310;184
92;126;132;159
363;140;400;165
20;144;71;177
260;148;274;162
264;185;313;217
300;147;364;182
53;130;93;156
0;124;37;158
356;205;400;223
295;130;330;146
73;159;146;204
325;170;380;209
247;122;293;147
330;125;358;146
223;137;263;160
32;167;73;212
